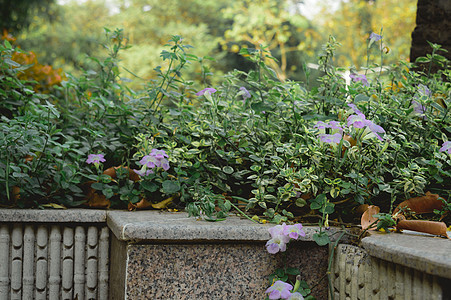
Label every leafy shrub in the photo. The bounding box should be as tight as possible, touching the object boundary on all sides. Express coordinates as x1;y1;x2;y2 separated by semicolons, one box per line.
0;28;449;226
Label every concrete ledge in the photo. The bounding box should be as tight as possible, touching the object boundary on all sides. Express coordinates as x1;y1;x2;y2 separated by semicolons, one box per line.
362;231;451;279
0;208;107;223
106;210;346;242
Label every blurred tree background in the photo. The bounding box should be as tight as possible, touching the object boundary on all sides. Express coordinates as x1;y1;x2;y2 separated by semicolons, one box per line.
5;0;417;88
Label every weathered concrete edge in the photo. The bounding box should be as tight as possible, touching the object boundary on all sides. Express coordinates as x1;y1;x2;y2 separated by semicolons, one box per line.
0;208;107;223
362;232;451;280
105;210;347;242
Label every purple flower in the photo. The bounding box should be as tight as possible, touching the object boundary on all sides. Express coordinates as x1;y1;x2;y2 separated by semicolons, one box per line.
314;121;327;130
439;141;451;154
266;236;289;254
314;121;343;132
139;155;157;169
349;73;369;86
150;149;168;159
196;88;217;96
283;224;306;240
364;119;385;141
265;281;293;300
347;113;385;141
159;159;170;171
369;32;382;42
328;121;342;131
268;223;287;238
287;292;305;300
347;103;363;115
239;87;251;100
364;120;385;134
266;223;290;254
319;133;342;144
139;149;170;171
412;100;427;115
133;169;154;177
86;154;106;164
347;114;367;129
417;84;431;97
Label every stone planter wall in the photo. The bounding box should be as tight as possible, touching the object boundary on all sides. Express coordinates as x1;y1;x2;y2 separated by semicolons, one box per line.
1;209;450;300
106;211;344;299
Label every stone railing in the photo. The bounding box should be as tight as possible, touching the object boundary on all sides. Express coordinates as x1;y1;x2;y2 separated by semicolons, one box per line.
0;210;109;300
0;209;450;299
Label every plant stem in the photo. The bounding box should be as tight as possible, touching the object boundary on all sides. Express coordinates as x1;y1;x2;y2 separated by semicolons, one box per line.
230;202;259;224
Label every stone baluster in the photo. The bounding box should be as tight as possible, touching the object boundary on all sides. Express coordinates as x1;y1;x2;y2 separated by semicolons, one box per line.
85;226;98;299
48;226;61;300
22;226;35;299
35;225;48;300
74;226;86;300
62;227;74;300
0;225;10;300
98;227;109;300
10;225;23;300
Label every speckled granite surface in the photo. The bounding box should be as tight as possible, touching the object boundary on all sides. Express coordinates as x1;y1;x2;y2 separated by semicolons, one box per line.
362;231;451;279
107;210;346;242
0;209;107;222
123;241;329;300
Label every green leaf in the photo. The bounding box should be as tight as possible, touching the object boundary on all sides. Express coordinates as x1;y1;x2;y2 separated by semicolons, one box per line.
103;189;114;199
415;57;429;63
4;58;20;67
324;178;333;185
250;165;261;172
91;182;104;190
295;198;307;207
285;267;300;275
141;181;159;193
222;166;234;174
330;188;339;198
313;232;330;246
162;180;180;194
354;94;369;103
4;40;12;49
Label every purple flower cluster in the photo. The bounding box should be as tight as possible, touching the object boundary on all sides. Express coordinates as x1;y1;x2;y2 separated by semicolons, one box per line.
266;223;306;254
347;103;385;141
417;84;431;97
439;141;451;154
412;100;427;116
86;154;106;164
134;149;170;177
314;121;343;145
349;73;369;86
412;84;431;119
314;120;343;131
369;32;382;42
319;133;342;144
196;88;217;96
265;280;305;300
265;281;294;300
239;86;251;100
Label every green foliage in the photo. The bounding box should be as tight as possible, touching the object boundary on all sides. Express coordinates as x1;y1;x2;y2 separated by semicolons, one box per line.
0;0;56;33
0;27;450;228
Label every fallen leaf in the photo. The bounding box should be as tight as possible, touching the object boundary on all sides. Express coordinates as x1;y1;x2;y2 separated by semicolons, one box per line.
86;192;110;208
396;219;449;238
361;205;380;230
103;166;140;182
393;191;444;215
151;196;173;209
41;203;67;209
128;198;153;210
356;204;369;215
